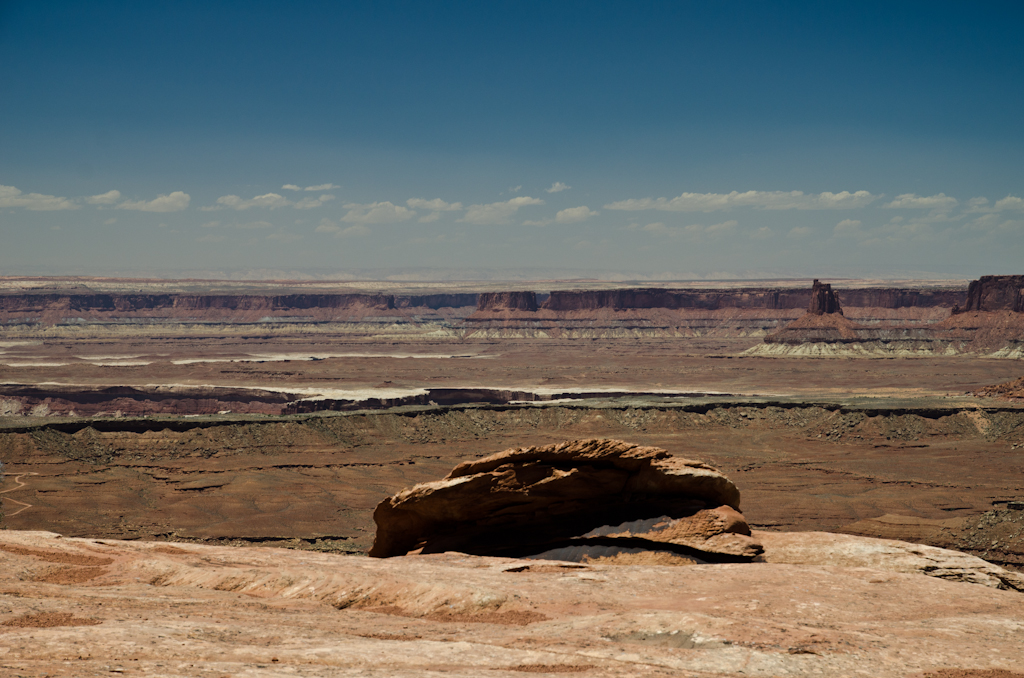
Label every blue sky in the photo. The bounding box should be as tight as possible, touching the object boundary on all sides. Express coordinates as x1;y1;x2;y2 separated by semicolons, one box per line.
1;1;1022;279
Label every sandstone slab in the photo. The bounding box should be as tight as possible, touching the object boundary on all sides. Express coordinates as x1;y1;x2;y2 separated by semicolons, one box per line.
758;529;1024;591
1;530;1023;677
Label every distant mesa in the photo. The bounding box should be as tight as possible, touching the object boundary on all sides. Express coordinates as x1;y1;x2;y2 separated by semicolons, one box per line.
761;278;861;345
750;274;1024;355
807;279;843;315
369;438;762;564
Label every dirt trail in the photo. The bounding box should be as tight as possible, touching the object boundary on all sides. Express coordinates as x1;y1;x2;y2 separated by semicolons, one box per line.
0;471;39;517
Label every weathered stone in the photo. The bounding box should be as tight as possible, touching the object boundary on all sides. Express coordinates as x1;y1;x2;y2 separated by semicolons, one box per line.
757;530;1024;591
369;439;756;561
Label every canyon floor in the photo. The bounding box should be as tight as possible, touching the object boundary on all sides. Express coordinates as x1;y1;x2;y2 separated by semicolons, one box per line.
2;277;1023;676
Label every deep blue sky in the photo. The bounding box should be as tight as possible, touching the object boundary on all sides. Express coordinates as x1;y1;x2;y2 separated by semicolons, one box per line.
2;1;1022;279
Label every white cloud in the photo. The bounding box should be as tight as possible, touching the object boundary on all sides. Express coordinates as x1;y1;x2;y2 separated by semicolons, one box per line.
966;213;1024;233
406;198;463;211
994;195;1024;211
751;226;774;239
340;224;370;237
238;220;273;229
554;206;598;223
0;184;79;211
509;185;522;194
788;226;813;238
315;218;340;233
883;193;957;209
294;194;335;210
201;220;221;228
103;218;117;225
546;182;571;193
86;190;121;205
207;193;291;210
117;191;190;212
834;218;864;238
459;196;544;225
419;212;441;223
340;201;416;224
706;219;737;235
281;184;302;191
304;183;338;191
604;190;876;212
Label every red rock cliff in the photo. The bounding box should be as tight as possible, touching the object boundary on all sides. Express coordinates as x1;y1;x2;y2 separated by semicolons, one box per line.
958;275;1024;313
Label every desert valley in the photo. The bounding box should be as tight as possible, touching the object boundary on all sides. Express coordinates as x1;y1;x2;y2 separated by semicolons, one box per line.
1;274;1023;677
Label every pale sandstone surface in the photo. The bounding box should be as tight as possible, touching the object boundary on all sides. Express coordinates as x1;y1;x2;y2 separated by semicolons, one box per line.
841;510;1024;571
2;530;1024;677
756;530;1024;591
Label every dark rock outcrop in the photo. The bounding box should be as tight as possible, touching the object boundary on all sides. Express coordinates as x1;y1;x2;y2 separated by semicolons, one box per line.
369;439;761;562
808;280;843;315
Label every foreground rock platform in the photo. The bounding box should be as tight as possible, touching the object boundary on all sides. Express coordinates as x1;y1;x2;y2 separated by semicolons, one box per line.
1;530;1023;677
370;439;761;561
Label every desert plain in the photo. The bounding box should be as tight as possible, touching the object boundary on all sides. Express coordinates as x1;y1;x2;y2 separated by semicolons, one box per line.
1;275;1023;677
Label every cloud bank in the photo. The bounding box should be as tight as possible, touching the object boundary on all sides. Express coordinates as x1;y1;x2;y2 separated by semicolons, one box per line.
605;190;876;212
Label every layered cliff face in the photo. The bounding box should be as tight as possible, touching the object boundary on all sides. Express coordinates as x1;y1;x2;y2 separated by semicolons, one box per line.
540;288;808;311
0;292;485;324
0;281;978;346
0;285;967;323
476;291;538;312
958;275;1024;312
476;286;965;313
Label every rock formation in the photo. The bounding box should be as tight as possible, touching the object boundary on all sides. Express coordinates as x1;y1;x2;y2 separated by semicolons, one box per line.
974;374;1024;400
807;279;843;315
957;275;1024;313
475;291;538;312
369;438;761;562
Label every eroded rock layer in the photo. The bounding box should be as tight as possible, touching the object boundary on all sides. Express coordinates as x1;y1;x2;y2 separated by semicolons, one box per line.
369;438;760;562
